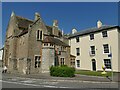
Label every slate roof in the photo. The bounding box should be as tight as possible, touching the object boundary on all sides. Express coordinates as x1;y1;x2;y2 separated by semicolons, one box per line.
16;16;33;29
46;25;52;35
69;25;119;38
43;36;70;47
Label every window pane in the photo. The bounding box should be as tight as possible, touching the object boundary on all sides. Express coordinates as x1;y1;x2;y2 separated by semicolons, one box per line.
77;60;80;67
37;30;40;40
76;48;80;56
102;31;108;37
90;46;95;54
90;34;94;40
40;31;42;40
104;59;111;69
103;44;109;53
76;37;79;42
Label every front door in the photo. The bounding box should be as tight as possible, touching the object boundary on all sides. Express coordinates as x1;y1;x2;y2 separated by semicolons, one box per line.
92;59;96;71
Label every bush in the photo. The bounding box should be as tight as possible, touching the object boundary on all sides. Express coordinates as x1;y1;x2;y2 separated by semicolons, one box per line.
50;65;75;77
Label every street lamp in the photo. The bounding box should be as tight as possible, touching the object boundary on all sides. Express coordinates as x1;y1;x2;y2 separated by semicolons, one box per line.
108;46;113;81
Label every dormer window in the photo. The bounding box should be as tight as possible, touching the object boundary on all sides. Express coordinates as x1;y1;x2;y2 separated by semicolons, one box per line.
36;30;42;40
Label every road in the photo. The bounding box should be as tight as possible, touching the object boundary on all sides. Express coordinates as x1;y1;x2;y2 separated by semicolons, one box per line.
1;76;119;89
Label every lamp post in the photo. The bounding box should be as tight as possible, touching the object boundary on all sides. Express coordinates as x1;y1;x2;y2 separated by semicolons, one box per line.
108;46;113;81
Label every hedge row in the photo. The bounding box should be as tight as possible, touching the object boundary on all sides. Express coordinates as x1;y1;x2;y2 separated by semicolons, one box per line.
50;65;75;77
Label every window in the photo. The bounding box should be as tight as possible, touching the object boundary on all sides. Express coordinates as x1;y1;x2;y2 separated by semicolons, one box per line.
90;34;94;40
103;44;109;53
76;37;79;42
50;44;53;46
104;59;111;69
76;60;80;67
36;30;42;40
76;48;80;56
71;59;75;66
90;46;95;55
44;43;48;46
35;56;41;68
102;31;108;38
60;58;65;65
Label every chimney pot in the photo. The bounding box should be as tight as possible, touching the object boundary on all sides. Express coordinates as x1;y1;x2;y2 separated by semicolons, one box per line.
53;20;58;27
72;28;77;34
97;20;102;28
35;12;40;21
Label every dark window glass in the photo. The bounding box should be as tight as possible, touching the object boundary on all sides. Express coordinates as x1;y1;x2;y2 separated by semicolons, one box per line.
35;56;41;68
90;34;94;40
40;31;42;40
76;48;80;56
90;46;95;55
76;60;80;67
103;44;109;53
102;31;108;37
104;59;111;69
76;37;79;42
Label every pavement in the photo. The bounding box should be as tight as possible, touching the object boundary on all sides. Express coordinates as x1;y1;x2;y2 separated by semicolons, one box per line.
2;72;113;83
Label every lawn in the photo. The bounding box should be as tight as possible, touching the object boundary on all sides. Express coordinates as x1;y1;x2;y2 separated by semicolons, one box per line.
75;70;112;77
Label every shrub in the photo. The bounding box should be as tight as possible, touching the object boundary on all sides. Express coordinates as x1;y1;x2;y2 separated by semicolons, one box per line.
50;65;75;77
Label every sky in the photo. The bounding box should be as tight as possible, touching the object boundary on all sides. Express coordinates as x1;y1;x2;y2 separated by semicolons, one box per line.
2;2;118;46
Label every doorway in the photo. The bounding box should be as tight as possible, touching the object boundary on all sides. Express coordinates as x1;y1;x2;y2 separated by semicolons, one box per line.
92;59;96;71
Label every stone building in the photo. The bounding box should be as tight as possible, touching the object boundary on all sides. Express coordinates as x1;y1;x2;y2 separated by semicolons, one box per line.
3;12;75;74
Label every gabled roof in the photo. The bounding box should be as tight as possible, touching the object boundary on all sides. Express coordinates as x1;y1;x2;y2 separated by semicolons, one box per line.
69;25;119;38
43;36;70;47
16;16;33;29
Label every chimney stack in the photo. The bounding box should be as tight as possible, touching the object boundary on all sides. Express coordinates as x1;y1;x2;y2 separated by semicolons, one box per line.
72;28;77;34
34;12;40;21
97;20;102;28
53;20;58;27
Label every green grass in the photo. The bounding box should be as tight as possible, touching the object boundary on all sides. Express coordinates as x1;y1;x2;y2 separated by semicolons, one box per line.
75;70;112;77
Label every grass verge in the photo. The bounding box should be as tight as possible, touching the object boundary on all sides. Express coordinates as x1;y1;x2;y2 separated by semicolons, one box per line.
75;70;112;77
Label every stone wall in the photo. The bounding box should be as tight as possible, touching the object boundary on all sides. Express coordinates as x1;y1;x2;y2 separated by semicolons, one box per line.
41;46;55;73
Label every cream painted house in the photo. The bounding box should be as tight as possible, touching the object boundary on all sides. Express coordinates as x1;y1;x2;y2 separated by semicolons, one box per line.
69;21;120;72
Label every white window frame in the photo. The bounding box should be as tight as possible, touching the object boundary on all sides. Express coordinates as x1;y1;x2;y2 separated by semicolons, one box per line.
76;60;80;67
104;59;111;70
103;44;110;54
102;31;108;38
90;33;94;40
76;48;80;56
90;46;95;55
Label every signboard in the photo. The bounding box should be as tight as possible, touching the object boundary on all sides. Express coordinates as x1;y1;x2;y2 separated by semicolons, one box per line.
108;53;112;58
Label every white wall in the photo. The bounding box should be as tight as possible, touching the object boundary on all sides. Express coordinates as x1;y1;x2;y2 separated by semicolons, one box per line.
69;28;119;72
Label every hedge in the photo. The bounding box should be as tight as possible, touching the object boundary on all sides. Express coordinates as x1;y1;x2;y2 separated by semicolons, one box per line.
50;65;75;77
